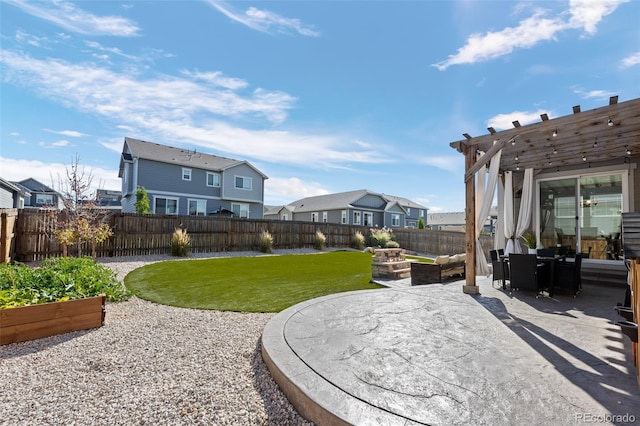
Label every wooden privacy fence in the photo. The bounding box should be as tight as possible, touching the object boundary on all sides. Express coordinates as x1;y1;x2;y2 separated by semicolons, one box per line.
1;209;18;263
6;210;493;262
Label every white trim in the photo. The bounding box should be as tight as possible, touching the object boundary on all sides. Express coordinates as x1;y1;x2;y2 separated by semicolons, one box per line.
187;198;207;216
206;172;221;187
234;175;252;190
353;210;361;225
145;189;222;201
231;202;250;218
153;195;179;215
182;168;192;181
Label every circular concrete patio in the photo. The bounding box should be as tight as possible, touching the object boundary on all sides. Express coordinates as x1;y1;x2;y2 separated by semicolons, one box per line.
261;278;640;425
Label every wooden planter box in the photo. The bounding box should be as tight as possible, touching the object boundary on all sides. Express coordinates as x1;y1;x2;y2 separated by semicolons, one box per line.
0;295;106;345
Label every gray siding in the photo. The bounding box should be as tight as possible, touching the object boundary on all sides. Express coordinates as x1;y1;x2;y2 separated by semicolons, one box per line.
0;187;14;208
121;162;135;196
352;194;386;209
222;163;264;202
121;194;136;213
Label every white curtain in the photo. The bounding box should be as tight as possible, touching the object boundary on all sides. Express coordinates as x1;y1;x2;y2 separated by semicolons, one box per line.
475;149;502;276
504;168;534;254
515;168;535;245
504;171;516;254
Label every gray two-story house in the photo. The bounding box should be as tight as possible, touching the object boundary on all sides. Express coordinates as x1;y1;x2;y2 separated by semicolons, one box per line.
119;137;267;218
264;189;427;228
10;178;62;210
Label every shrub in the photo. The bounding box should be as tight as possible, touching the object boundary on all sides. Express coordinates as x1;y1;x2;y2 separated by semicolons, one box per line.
368;227;397;248
417;217;425;229
385;240;400;248
314;230;326;250
258;230;273;253
0;257;130;308
171;228;191;257
351;231;366;250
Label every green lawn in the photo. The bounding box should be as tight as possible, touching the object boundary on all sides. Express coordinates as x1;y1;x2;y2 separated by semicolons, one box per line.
125;251;382;312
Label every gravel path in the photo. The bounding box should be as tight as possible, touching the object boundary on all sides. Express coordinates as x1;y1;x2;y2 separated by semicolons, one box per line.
0;250;318;425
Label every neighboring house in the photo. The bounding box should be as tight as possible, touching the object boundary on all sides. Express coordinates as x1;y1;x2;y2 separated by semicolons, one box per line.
119;137;268;218
0;177;30;209
95;189;122;211
10;178;63;210
380;194;428;228
428;208;497;233
264;189;427;228
263;205;295;221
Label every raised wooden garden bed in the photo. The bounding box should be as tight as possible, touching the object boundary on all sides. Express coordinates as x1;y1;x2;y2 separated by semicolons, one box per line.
0;295;106;345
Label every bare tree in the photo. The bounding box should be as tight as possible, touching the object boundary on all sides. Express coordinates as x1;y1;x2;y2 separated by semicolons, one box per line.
49;155;113;258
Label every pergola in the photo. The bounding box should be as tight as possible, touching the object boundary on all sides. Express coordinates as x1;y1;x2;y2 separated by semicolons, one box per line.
450;96;640;293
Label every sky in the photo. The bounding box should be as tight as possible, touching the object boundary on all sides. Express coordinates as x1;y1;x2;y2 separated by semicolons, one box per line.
1;0;639;213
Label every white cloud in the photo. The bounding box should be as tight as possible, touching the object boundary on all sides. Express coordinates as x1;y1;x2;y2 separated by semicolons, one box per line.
621;52;640;68
44;129;87;137
84;41;139;61
434;1;627;70
15;30;49;47
1;157;121;192
206;1;319;37
568;0;627;35
1;50;295;124
0;49;389;170
181;70;249;90
487;110;550;130
5;0;140;36
434;11;564;71
264;177;330;205
416;155;463;174
572;87;617;100
51;140;70;147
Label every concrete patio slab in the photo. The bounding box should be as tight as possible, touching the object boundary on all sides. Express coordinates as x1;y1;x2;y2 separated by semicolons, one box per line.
261;277;640;425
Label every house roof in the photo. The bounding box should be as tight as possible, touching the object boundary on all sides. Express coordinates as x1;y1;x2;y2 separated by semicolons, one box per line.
286;189;374;212
122;137;268;178
1;177;30;196
381;194;427;210
285;189;426;213
12;178;56;193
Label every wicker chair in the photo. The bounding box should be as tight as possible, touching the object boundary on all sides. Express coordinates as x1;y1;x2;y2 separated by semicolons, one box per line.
508;254;548;296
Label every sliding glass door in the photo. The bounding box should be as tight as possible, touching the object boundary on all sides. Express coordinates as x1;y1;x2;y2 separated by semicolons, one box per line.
538;173;624;260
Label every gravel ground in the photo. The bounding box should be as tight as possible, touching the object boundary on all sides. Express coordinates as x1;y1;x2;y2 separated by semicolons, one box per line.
0;250;319;426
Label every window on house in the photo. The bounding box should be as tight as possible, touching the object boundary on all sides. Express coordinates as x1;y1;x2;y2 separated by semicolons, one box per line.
419;210;424;217
235;176;252;190
406;207;411;215
353;211;361;225
35;194;54;206
363;212;373;226
182;168;192;181
391;214;400;227
231;203;250;218
311;212;319;222
322;212;328;223
155;197;178;215
206;172;220;187
341;210;347;224
282;213;288;220
188;199;207;216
